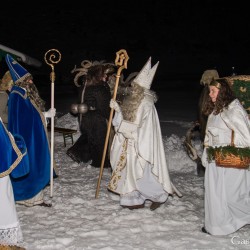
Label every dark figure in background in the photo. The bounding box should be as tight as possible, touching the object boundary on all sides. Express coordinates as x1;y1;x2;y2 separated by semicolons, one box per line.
0;71;14;127
184;69;220;177
67;64;111;168
199;69;220;141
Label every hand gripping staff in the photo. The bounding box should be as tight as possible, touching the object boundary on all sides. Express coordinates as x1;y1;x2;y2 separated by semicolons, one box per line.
44;49;61;198
95;49;129;198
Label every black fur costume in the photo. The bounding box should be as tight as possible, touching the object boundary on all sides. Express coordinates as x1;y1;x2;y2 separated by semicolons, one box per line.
67;81;111;168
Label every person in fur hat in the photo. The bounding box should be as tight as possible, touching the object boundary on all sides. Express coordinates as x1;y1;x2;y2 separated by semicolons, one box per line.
5;54;56;207
67;63;111;168
108;57;182;211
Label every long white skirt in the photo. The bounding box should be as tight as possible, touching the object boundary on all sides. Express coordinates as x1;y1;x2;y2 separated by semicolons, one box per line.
205;162;250;235
0;176;23;245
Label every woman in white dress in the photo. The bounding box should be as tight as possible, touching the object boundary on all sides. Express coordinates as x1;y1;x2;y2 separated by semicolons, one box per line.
201;78;250;235
0;118;25;248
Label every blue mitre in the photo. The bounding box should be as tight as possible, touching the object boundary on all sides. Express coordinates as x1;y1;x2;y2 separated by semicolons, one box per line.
5;54;31;84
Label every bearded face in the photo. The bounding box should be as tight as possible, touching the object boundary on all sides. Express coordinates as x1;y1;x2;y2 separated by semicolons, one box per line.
120;83;144;122
17;77;46;112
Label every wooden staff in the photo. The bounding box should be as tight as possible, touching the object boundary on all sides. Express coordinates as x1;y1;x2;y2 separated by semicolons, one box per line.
95;49;129;198
44;49;61;198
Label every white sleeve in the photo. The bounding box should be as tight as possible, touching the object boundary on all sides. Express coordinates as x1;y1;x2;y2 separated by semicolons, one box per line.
112;111;123;131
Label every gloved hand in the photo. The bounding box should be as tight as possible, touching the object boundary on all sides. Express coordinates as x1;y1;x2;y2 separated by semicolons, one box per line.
118;120;138;139
110;99;121;112
122;131;134;139
43;108;56;118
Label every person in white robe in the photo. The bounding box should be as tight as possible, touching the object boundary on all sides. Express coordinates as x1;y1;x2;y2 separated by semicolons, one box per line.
108;57;182;211
201;78;250;235
0;118;24;248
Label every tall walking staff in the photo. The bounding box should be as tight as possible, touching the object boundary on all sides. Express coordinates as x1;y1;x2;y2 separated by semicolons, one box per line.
95;49;129;198
44;49;61;198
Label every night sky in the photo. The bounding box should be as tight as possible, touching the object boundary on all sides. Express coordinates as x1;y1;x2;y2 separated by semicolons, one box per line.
1;1;250;85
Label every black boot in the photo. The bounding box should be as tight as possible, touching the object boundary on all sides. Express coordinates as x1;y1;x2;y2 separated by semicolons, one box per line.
201;227;210;234
150;202;163;211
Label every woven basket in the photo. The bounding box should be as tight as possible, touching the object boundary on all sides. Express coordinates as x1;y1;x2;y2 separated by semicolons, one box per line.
214;130;250;169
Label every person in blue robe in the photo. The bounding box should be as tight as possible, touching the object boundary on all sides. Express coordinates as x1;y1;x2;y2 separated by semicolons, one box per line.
5;54;56;207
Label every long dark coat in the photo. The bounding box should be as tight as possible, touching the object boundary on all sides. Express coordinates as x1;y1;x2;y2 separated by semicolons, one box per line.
67;82;111;168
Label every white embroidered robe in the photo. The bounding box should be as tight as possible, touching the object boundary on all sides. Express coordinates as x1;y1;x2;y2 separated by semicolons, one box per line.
202;99;250;235
108;94;182;206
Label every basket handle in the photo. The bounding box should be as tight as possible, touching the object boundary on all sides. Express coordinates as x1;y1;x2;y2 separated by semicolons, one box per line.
231;130;235;147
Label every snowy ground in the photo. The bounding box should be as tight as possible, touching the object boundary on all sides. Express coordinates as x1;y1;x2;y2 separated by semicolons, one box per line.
15;110;250;250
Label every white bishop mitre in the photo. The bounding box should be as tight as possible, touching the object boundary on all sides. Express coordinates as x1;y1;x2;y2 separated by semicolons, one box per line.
133;57;159;89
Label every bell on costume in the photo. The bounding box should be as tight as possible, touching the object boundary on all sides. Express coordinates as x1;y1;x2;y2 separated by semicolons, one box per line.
70;103;88;115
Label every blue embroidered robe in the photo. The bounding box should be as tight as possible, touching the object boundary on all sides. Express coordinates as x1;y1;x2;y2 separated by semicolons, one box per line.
7;85;51;201
0;119;27;177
